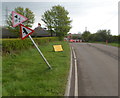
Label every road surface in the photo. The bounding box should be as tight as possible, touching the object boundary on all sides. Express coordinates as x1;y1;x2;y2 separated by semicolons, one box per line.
69;43;118;96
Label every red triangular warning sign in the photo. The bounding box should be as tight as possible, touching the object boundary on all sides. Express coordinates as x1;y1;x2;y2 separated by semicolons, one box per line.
12;11;28;27
20;24;34;40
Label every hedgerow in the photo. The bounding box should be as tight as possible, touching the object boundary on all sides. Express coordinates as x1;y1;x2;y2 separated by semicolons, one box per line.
2;37;59;53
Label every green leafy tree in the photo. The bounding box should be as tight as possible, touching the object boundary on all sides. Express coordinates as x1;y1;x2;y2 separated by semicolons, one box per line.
88;29;114;42
95;29;111;42
41;10;54;37
71;34;81;39
82;29;118;43
41;5;72;40
7;7;35;37
88;34;96;42
81;31;91;42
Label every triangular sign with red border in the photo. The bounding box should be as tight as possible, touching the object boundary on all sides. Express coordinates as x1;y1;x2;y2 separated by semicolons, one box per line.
12;11;28;27
20;24;34;40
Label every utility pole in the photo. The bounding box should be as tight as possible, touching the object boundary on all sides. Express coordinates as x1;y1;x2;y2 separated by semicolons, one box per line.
85;27;87;31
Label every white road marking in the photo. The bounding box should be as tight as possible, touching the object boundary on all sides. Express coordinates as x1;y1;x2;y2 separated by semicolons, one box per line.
65;46;78;96
72;47;78;96
65;47;73;96
72;47;76;59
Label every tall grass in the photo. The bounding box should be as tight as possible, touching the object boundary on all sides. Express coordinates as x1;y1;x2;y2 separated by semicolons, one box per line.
2;41;70;96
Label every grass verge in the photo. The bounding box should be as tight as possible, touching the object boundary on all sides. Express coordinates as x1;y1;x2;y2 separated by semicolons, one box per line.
0;56;2;97
107;43;120;47
2;41;70;96
89;42;120;47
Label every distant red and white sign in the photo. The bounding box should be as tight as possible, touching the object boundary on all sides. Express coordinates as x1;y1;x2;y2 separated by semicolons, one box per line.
20;24;34;40
12;11;28;27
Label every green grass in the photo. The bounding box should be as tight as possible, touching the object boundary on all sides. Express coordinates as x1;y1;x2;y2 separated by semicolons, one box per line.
2;41;70;96
0;37;2;97
0;40;1;45
0;56;2;97
89;42;120;47
107;43;119;47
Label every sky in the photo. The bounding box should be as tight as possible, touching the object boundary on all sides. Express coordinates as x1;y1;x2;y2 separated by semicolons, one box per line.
1;0;119;35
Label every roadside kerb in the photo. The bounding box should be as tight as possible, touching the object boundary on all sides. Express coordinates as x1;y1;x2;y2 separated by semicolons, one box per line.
65;47;73;96
72;47;78;96
65;46;78;96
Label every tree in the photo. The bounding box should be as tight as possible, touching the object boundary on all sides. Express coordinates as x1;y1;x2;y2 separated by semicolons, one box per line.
7;7;35;37
81;29;118;43
41;5;72;40
71;34;81;39
95;29;111;42
41;10;54;37
88;33;96;42
81;31;91;42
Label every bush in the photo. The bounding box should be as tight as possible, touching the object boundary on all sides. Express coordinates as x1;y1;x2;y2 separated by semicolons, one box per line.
2;37;58;53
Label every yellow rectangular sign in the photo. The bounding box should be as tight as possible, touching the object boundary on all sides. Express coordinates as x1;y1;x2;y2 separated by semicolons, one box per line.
53;45;63;52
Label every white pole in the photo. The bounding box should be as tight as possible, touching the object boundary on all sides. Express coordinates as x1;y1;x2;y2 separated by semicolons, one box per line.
28;35;52;69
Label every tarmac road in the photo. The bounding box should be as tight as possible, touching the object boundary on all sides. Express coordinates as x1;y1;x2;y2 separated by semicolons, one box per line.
70;43;118;96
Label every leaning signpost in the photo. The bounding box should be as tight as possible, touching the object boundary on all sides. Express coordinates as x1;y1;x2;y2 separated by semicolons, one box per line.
12;11;52;69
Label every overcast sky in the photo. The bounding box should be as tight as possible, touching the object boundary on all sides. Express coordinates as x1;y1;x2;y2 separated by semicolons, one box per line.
1;0;119;35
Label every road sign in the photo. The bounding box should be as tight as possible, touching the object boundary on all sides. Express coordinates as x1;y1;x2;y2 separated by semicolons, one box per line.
53;45;63;52
12;11;28;27
11;11;52;69
20;24;52;69
20;24;34;40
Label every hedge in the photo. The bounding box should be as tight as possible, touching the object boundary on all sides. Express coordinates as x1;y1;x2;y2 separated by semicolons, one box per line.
2;37;59;53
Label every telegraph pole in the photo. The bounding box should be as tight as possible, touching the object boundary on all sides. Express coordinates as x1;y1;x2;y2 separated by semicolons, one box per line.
85;27;87;31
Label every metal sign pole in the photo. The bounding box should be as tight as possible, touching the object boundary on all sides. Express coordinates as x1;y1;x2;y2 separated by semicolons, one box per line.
12;11;52;69
28;35;52;69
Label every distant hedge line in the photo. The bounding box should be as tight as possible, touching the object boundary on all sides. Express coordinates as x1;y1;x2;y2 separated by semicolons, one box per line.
2;37;59;53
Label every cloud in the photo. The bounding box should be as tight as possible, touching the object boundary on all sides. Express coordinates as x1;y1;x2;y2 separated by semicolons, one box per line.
2;0;118;35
